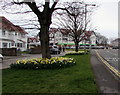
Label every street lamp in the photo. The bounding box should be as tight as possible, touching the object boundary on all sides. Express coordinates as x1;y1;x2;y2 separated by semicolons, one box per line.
84;4;96;53
84;4;96;29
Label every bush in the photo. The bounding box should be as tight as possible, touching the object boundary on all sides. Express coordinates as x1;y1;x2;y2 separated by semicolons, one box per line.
10;57;76;69
65;51;89;55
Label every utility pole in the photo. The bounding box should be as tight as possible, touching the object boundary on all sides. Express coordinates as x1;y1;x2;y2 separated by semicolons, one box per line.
84;4;96;54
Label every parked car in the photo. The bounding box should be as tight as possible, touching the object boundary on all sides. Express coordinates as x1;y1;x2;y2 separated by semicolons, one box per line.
50;45;60;54
0;54;3;62
112;46;119;49
71;46;75;49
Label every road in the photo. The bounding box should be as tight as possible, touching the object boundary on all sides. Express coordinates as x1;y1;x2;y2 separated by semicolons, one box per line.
91;50;119;93
96;49;118;71
0;52;66;69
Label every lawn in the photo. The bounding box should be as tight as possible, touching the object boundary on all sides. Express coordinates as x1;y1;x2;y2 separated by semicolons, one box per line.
2;54;98;94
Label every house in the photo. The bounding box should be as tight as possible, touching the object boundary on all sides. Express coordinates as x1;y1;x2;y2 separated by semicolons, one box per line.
111;38;120;47
49;28;97;47
27;37;40;49
0;16;28;51
30;28;97;49
27;37;41;54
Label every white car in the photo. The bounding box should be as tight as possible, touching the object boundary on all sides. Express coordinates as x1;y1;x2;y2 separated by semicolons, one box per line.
50;45;60;54
0;54;3;58
0;54;3;62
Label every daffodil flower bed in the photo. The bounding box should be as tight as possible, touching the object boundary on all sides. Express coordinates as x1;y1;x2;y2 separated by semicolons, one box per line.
10;57;76;69
66;51;89;55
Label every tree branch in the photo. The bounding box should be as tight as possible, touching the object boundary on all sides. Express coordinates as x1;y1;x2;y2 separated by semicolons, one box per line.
50;0;59;13
25;2;42;17
54;7;75;16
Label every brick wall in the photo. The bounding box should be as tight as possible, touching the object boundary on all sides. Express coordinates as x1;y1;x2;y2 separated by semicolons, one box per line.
0;48;17;56
29;46;41;54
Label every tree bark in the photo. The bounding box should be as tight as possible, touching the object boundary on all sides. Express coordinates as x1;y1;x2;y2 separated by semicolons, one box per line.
38;1;52;59
75;41;79;52
39;24;51;59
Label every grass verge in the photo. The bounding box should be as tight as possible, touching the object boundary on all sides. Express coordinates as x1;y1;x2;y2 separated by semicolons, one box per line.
2;54;98;94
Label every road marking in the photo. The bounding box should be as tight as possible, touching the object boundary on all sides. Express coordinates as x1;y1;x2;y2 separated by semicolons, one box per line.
105;58;119;62
106;50;118;56
95;50;120;78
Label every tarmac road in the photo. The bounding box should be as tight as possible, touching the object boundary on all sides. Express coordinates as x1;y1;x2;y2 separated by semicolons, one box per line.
91;50;119;93
96;49;118;71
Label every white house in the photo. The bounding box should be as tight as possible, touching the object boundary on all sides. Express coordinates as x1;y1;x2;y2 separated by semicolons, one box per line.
27;37;40;49
0;16;28;51
49;28;97;47
30;28;97;49
111;38;120;47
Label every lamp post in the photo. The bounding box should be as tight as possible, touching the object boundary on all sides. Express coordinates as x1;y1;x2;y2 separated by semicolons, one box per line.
84;4;96;29
84;4;96;53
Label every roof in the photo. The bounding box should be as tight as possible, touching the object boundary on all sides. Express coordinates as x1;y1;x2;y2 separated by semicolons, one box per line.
17;39;26;43
14;25;28;34
50;28;94;38
85;31;93;37
59;28;70;35
0;16;28;34
49;28;58;33
28;37;39;43
112;38;120;42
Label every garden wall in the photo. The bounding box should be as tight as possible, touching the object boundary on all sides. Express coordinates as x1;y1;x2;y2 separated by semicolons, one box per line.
29;46;41;54
0;48;17;56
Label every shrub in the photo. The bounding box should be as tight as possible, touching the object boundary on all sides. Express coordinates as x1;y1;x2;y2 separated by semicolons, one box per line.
65;51;89;55
10;57;76;69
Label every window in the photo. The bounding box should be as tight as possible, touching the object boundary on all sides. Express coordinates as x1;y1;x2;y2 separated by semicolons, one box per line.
17;43;22;47
11;42;14;46
15;32;17;36
9;43;11;48
2;43;7;48
62;38;68;41
2;30;6;36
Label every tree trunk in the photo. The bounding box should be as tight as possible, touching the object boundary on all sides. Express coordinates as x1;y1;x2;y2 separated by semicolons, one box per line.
39;25;51;59
75;41;79;52
38;3;52;59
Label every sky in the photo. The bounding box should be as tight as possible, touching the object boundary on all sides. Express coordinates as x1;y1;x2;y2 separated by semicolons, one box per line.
0;0;119;39
91;0;118;39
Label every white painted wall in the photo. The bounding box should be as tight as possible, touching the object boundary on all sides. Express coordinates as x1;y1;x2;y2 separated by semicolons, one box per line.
50;30;97;45
0;29;27;51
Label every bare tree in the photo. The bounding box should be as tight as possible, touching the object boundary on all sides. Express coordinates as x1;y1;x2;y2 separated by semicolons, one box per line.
96;32;108;46
2;0;96;57
55;1;95;52
2;0;61;58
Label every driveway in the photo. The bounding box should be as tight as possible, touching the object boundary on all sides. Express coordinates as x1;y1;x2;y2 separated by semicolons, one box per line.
0;52;67;69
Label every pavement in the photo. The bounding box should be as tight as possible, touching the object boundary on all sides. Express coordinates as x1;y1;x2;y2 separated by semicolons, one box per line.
91;50;120;94
0;51;67;69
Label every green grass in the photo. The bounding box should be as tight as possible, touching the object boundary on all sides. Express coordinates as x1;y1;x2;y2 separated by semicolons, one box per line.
2;54;98;94
20;50;29;54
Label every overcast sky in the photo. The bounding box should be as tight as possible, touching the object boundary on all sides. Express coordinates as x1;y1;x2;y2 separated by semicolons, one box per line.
0;0;119;39
91;0;118;39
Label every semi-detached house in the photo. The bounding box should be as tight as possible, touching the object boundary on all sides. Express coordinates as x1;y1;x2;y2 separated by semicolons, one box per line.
49;28;97;47
0;16;28;51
